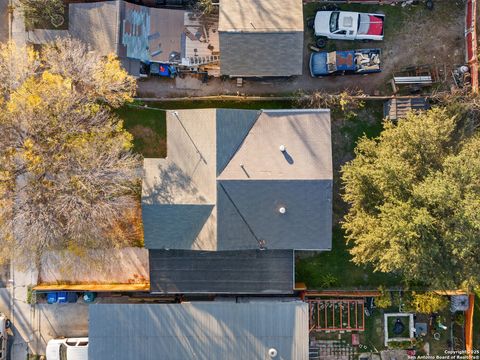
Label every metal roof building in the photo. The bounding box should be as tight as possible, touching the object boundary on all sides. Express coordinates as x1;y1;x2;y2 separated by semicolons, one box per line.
218;0;304;77
88;302;309;360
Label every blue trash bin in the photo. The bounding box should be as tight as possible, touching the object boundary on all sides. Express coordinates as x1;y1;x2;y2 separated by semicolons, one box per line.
46;292;58;304
57;292;67;303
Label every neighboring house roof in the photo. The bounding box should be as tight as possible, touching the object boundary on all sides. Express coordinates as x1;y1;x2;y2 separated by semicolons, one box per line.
219;32;304;77
88;302;309;360
142;108;332;251
149;249;294;294
218;0;304;76
218;0;303;32
69;1;218;68
69;1;121;56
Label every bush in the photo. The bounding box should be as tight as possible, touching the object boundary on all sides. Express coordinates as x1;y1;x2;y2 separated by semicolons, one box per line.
18;0;65;30
376;286;392;309
407;292;448;314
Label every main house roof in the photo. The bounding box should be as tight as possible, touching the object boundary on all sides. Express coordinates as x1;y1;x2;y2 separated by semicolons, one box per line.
142;108;332;252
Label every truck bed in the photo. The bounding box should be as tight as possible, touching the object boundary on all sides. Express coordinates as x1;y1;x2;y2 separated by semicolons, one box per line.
310;48;381;77
358;14;384;36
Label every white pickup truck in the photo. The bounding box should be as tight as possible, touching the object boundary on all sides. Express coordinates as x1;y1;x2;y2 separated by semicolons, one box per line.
314;11;385;41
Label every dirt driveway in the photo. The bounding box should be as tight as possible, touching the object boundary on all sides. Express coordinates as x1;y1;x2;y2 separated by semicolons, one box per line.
137;1;465;98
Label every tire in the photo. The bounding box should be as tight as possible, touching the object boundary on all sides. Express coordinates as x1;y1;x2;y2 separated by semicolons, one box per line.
316;38;328;49
319;4;338;11
5;319;11;329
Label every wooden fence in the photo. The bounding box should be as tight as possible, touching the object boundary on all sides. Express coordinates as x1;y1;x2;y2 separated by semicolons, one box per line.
465;0;478;93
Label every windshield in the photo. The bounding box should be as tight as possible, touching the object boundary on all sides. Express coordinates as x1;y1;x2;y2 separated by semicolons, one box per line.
329;12;339;32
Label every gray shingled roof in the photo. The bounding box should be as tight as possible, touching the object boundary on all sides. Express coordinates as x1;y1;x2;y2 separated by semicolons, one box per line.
219;32;304;77
89;302;309;360
142;109;332;251
218;0;304;77
149;249;294;294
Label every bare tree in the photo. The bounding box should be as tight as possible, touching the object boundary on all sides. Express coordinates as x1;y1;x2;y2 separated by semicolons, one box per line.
295;89;365;112
0;40;141;267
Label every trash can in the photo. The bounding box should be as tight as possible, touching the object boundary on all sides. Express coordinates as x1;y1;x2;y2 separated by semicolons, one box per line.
83;292;97;303
46;292;58;304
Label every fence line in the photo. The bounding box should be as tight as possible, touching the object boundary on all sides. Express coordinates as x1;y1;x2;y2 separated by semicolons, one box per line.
465;0;478;93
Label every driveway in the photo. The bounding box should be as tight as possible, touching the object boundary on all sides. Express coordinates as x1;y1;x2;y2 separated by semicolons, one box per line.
0;0;8;43
0;265;89;359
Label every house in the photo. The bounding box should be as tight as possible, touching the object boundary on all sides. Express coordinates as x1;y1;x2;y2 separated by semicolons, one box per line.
142;108;333;294
218;0;304;77
88;301;309;360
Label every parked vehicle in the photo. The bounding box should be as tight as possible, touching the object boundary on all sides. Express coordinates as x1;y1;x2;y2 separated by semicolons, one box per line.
310;48;381;77
314;11;385;41
0;313;10;360
46;338;88;360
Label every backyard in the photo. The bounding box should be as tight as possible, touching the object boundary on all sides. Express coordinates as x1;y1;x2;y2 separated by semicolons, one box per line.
310;294;466;356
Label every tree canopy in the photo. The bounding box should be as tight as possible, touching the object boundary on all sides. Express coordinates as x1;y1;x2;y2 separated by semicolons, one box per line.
0;39;140;266
342;106;480;290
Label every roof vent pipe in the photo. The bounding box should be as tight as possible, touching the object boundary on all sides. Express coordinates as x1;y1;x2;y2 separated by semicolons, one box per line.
279;145;286;152
268;348;278;358
278;207;286;215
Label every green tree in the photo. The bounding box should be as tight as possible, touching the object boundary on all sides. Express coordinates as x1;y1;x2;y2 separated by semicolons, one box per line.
376;286;392;309
341;107;480;290
0;41;140;266
407;292;448;314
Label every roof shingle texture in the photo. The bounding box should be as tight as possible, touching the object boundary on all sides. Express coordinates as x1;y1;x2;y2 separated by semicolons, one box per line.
89;302;309;360
142;108;332;251
149;249;294;294
218;0;304;76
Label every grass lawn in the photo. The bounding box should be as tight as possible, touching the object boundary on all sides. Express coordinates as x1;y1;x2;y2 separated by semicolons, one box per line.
117;100;295;157
116;105;167;158
296;227;401;289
